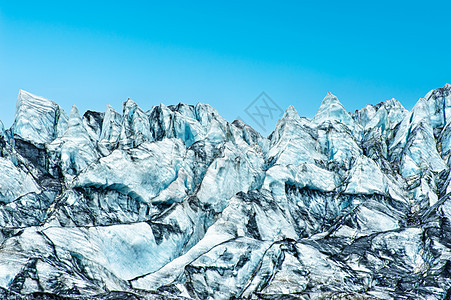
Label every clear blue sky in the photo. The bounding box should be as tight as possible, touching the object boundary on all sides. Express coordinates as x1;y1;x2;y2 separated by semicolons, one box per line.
1;1;450;135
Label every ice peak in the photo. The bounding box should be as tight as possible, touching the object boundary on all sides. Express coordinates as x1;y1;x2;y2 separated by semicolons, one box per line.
122;98;145;120
232;119;246;128
312;92;354;127
378;97;406;113
425;83;451;101
68;105;82;124
99;104;122;148
406;97;431;128
62;104;89;139
385;98;401;106
195;102;219;115
18;89;31;99
195;102;225;125
324;91;339;101
123;98;137;109
19;89;49;101
69;104;80;117
104;104;121;123
155;103;173;115
316;92;345;111
412;97;428;112
12;89;68;144
16;90;59;110
282;105;299;120
119;98;152;148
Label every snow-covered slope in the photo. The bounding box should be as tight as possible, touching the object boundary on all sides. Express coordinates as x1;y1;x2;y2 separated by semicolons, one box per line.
1;85;451;299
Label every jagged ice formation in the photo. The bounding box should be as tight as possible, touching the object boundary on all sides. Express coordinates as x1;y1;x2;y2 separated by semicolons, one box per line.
1;85;451;299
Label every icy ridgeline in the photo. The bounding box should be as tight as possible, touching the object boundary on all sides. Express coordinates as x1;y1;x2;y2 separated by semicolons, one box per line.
0;85;451;299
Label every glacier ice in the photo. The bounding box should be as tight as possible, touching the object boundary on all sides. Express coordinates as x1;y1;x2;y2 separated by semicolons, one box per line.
119;98;153;149
74;138;189;203
98;104;122;155
1;86;451;299
313;92;362;137
344;155;388;195
11;90;68;145
0;157;40;204
47;105;100;182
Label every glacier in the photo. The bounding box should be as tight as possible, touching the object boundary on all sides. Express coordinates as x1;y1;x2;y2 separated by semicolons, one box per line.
0;84;451;299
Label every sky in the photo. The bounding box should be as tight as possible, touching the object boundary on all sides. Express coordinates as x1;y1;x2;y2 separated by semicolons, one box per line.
0;1;450;135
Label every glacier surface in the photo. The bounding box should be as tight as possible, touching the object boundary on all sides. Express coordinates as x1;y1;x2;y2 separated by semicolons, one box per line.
1;85;451;299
